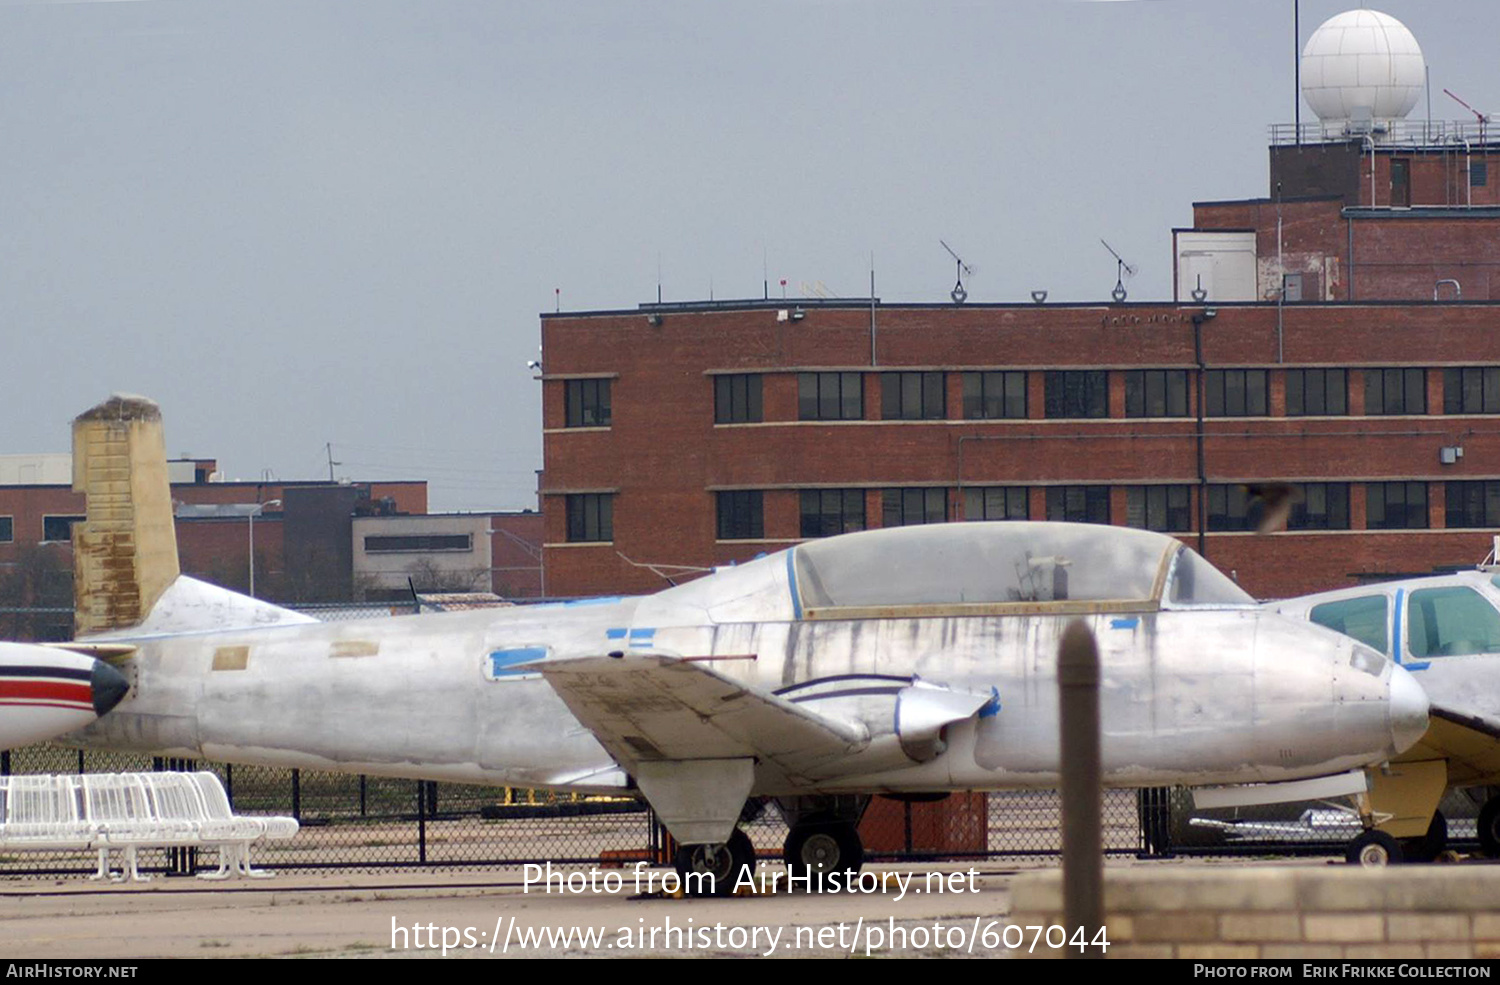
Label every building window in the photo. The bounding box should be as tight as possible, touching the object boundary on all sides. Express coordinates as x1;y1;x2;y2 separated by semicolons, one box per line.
1285;369;1348;416
716;491;764;540
1123;370;1188;418
0;516;11;543
1204;369;1268;417
564;379;612;428
364;534;472;553
1445;481;1500;528
881;372;945;420
41;515;83;543
798;372;863;421
1443;367;1500;415
1473;161;1489;188
1367;482;1428;530
800;489;865;538
964;487;1029;521
714;375;763;424
565;494;613;542
1364;368;1426;415
1125;486;1191;532
961;371;1027;420
1288;483;1350;530
1045;486;1109;525
1206;485;1251;532
1044;371;1107;419
882;488;947;527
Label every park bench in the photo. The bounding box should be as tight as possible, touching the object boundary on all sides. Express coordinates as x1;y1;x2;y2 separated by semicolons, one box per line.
0;771;298;881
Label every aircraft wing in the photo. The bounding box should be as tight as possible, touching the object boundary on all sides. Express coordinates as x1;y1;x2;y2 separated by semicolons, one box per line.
1399;703;1500;785
538;654;870;782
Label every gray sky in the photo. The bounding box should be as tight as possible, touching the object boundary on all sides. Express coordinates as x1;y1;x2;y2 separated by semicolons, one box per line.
1;1;1494;510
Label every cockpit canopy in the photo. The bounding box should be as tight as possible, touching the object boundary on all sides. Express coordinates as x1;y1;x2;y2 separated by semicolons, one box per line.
793;522;1249;615
646;521;1252;625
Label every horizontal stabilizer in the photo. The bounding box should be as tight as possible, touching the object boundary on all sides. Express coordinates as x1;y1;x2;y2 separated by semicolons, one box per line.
81;576;316;640
539;654;869;782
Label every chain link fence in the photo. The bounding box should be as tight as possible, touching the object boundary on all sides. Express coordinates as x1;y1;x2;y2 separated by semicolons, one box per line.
0;743;1161;877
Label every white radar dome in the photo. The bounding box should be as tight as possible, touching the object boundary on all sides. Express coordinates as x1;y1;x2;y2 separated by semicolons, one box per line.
1301;9;1425;125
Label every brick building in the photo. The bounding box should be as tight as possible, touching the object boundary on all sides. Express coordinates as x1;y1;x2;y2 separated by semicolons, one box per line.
538;16;1500;601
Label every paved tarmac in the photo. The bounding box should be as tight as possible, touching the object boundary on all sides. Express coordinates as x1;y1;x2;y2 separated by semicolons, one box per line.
0;860;1044;959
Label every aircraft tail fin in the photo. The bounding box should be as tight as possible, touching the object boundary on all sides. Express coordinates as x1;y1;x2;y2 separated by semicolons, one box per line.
72;395;182;638
71;395;316;639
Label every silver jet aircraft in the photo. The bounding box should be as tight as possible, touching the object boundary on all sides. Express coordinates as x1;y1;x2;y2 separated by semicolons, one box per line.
61;395;1428;892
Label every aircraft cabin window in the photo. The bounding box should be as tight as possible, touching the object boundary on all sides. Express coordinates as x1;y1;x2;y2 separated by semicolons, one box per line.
1309;596;1389;655
1406;586;1500;658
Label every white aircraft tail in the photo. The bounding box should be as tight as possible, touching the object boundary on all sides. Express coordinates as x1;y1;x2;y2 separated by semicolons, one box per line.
71;395;314;639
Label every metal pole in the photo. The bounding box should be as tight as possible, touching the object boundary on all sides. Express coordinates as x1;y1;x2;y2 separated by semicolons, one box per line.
1194;315;1208;555
248;510;256;598
1058;619;1104;959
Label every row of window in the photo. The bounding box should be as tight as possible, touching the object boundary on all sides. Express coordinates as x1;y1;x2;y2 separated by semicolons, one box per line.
562;481;1500;542
0;515;77;544
565;367;1500;429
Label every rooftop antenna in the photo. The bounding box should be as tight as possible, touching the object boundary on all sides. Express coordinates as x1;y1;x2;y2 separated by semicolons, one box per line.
940;240;975;304
1101;239;1137;303
1444;88;1490;138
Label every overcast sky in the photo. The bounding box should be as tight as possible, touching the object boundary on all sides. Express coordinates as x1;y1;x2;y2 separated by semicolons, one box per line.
1;0;1494;509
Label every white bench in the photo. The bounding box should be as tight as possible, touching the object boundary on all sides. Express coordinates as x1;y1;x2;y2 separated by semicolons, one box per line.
0;771;298;881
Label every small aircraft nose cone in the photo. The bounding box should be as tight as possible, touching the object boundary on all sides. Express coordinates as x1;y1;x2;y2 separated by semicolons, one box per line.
1387;663;1429;755
90;660;129;717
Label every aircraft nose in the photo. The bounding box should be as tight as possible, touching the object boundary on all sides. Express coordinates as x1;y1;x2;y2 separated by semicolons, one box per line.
90;659;129;717
1387;663;1429;755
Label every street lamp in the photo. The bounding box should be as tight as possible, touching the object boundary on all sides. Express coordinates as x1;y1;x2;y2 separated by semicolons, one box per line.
248;499;281;598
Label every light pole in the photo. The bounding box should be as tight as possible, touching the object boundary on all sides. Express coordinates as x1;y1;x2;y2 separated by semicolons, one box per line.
248;499;281;598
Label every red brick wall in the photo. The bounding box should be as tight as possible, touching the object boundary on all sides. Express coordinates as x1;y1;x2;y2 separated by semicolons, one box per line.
540;301;1500;598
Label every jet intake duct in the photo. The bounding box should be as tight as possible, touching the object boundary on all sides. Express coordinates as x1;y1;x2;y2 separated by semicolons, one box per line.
894;678;997;762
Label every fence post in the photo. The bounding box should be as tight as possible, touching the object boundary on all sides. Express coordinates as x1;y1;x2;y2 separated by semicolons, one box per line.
291;768;301;820
1;750;9;776
359;775;367;816
417;780;429;865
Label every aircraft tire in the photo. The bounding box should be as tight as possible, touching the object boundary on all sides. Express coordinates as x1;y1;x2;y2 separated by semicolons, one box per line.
1345;829;1404;867
1478;798;1500;859
782;823;864;888
674;828;755;897
1400;810;1447;863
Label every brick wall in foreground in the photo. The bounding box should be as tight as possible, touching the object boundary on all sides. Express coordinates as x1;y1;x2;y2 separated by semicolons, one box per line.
1011;867;1500;959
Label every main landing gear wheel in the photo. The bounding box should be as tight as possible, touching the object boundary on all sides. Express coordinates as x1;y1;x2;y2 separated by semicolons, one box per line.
1400;811;1448;863
783;823;864;887
1346;829;1404;868
1479;798;1500;859
674;828;755;897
